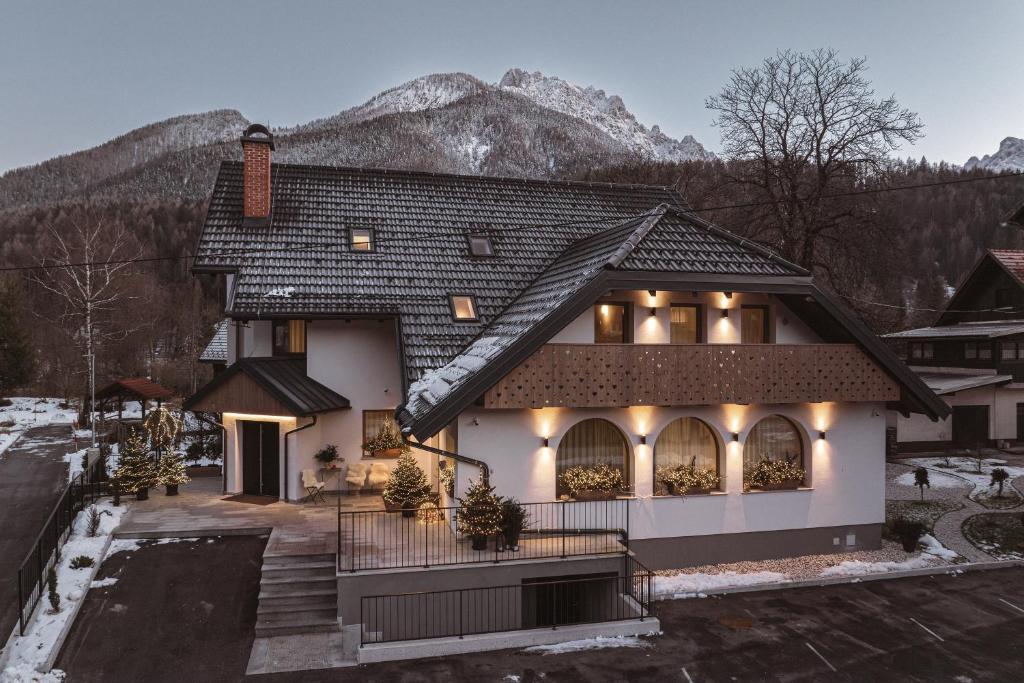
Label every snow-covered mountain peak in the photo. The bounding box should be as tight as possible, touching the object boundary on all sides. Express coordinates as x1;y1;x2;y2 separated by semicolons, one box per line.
965;136;1024;173
349;72;488;120
496;68;713;162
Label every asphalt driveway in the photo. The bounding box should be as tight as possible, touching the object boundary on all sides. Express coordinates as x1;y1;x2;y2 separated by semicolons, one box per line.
0;425;71;640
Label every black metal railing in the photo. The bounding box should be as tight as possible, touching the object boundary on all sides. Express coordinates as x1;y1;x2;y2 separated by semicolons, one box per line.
338;498;630;572
359;554;654;645
16;454;109;635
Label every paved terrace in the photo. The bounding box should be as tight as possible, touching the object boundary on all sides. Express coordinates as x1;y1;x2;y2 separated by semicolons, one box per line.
115;478;624;568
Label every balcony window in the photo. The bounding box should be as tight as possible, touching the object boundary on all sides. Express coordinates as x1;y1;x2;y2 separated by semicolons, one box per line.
910;342;934;360
467;234;494;257
740;305;770;343
670;305;703;344
595;303;631;343
965;342;977;360
449;295;478;321
272;320;306;355
1003;342;1020;361
351;228;374;252
743;415;806;489
556;418;630;498
653;417;720;495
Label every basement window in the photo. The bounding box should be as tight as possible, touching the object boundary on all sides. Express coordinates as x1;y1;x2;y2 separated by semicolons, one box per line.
467;234;494;257
351;228;374;252
449;295;479;321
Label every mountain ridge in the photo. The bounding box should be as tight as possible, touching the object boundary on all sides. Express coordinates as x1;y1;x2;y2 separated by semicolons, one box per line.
965;136;1024;173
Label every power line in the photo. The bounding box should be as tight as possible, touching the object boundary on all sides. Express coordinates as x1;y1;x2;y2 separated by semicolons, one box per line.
4;169;1022;275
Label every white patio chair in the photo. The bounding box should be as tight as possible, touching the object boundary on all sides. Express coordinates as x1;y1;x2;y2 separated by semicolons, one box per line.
345;462;369;494
302;468;327;504
367;462;390;491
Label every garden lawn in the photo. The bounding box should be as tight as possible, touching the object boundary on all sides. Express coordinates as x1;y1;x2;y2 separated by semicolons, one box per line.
885;499;963;533
962;513;1024;560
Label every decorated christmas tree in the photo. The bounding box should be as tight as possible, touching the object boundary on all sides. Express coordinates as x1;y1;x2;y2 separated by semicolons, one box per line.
114;429;159;497
456;479;502;546
382;452;430;512
157;451;190;495
144;407;180;459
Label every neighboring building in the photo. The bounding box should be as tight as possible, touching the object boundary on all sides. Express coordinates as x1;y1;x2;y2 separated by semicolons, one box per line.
198;319;229;374
184;124;943;651
886;249;1024;449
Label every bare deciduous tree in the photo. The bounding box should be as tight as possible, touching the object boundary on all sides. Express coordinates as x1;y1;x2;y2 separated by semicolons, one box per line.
706;49;923;281
30;220;142;435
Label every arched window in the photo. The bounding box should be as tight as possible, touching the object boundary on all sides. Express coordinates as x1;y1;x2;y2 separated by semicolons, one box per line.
556;419;630;497
743;415;806;490
653;417;720;495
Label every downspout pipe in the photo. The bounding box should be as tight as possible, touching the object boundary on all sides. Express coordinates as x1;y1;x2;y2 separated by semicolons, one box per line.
283;415;318;503
406;440;490;485
192;412;228;494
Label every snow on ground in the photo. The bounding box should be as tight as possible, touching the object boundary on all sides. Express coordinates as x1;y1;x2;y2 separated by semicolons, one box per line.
906;457;1024;492
820;535;957;577
656;571;788;599
2;499;127;680
895;470;966;489
523;635;652;655
0;398;77;457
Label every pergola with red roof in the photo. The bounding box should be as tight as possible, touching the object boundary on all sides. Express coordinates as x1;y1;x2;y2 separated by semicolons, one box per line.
91;378;175;420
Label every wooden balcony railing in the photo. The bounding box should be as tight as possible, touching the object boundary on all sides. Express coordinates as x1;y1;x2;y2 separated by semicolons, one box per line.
483;343;899;409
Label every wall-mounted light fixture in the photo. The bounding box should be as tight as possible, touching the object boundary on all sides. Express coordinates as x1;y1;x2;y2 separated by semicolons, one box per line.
648;289;657;298
542;437;549;448
723;291;733;299
731;432;740;442
639;434;647;445
649;307;657;317
720;308;730;318
818;431;827;441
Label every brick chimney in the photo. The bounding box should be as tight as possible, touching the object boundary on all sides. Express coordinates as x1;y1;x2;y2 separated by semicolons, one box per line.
240;123;274;226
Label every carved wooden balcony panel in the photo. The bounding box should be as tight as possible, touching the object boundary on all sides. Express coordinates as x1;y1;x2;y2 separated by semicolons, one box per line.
483;344;899;409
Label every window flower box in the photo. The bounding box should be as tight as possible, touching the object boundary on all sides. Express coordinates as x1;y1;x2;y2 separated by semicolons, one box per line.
573;489;618;502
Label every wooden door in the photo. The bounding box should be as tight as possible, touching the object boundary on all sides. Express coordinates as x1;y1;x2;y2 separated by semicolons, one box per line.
240;420;280;497
952;405;989;447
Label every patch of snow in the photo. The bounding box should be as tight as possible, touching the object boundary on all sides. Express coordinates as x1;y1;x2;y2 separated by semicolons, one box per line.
895;471;965;489
0;398;78;458
0;664;67;682
919;534;960;561
655;570;788;600
523;635;651;655
263;286;295;298
906;456;1024;494
89;577;118;588
3;500;128;677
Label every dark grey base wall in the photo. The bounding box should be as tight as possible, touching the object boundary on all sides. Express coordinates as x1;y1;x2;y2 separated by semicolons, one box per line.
337;556;625;624
630;524;882;570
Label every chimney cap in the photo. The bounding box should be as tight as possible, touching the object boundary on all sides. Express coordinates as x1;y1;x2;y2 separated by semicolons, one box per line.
241;123;275;150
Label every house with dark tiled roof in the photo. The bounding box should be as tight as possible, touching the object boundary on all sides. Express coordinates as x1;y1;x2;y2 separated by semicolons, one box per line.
185;125;944;652
886;248;1024;449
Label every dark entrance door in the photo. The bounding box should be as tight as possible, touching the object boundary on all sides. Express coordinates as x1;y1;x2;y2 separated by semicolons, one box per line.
952;405;989;447
522;572;618;628
240;421;280;497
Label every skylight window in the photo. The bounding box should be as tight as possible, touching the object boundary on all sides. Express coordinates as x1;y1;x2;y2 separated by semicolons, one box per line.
450;295;478;321
351;228;374;252
468;234;494;257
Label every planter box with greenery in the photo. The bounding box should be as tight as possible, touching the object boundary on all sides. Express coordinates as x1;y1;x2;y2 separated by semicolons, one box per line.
656;460;721;496
558;464;624;501
363;422;410;459
745;456;805;492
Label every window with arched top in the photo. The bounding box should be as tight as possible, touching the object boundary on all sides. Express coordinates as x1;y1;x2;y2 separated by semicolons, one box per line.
743;415;806;490
653;417;721;495
555;418;631;498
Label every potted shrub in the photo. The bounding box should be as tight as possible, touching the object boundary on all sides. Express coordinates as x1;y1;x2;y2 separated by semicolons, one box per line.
746;455;805;491
500;498;529;551
382;452;430;517
558;464;623;501
457;480;502;550
157;450;190;495
893;518;925;552
363;421;409;459
314;444;342;469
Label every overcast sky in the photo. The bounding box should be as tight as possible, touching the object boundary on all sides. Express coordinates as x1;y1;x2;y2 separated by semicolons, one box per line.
2;0;1022;173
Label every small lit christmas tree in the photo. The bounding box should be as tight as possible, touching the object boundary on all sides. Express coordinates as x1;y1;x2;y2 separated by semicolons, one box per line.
158;451;190;495
382;452;430;515
457;479;502;549
114;429;159;499
144;407;180;460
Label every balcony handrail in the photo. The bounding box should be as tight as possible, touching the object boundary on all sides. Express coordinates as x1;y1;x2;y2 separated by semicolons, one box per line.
337;498;630;572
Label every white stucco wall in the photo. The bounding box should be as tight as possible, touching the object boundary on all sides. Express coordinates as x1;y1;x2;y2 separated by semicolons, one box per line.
897;384;1024;443
455;401;885;540
221;413;297;497
549;291;819;345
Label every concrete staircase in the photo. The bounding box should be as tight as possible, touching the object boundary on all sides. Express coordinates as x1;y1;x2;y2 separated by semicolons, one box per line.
256;553;339;637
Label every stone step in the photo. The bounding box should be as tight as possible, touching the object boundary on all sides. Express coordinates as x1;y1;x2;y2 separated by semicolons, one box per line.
261;563;336;580
257;592;336;611
255;614;340;637
262;553;336;568
259;576;336;595
257;605;338;621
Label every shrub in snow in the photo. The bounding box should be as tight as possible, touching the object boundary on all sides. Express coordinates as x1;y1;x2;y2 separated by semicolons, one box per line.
69;555;94;570
46;567;59;613
892;518;925;552
86;506;111;537
914;467;930;501
990;468;1010;497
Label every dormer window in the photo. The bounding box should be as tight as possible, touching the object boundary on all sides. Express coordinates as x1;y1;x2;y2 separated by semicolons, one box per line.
468;234;494;257
351;228;374;252
450;295;478;321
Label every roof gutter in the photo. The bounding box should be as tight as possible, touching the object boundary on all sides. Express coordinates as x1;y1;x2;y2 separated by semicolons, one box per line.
283;415;318;503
